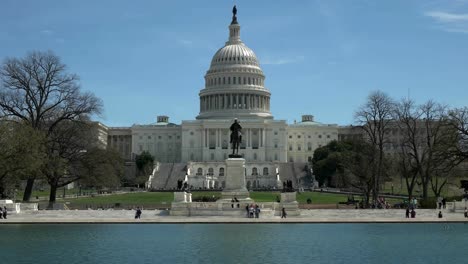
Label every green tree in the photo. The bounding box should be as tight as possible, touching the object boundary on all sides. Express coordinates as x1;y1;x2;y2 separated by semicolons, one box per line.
135;151;154;188
0;122;45;198
78;148;124;190
312;140;352;187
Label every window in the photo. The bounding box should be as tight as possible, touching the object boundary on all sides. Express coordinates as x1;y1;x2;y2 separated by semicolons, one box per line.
318;135;322;139
289;135;292;139
219;168;225;176
263;167;269;175
297;145;301;151
274;153;278;160
274;131;278;135
197;168;203;175
308;135;311;138
289;145;292;151
148;136;151;139
298;135;301;139
158;136;161;139
274;143;278;148
253;153;257;160
139;136;143;140
208;168;214;176
168;135;172;139
327;135;330;139
210;153;215;160
307;142;312;151
252;167;258;175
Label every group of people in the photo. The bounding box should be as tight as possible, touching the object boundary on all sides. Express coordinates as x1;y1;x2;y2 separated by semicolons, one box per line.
405;208;417;218
437;197;447;209
0;206;7;219
282;180;294;192
245;204;261;218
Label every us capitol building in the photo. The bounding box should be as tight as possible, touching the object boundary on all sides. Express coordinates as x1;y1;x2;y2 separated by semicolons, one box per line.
105;8;340;190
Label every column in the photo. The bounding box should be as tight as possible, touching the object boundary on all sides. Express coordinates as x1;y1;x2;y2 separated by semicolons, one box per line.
259;129;262;147
246;94;250;109
202;129;205;148
229;94;233;109
262;128;266;147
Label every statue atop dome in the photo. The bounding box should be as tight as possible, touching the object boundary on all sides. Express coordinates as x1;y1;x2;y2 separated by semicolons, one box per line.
231;5;238;24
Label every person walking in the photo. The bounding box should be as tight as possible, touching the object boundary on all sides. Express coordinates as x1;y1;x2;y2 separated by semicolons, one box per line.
464;207;467;218
281;207;287;219
442;198;446;209
135;207;142;219
0;207;3;219
255;204;260;219
2;206;6;219
405;208;410;218
438;211;443;218
410;209;416;218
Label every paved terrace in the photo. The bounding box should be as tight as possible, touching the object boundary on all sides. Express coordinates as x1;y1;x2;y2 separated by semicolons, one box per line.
1;209;467;224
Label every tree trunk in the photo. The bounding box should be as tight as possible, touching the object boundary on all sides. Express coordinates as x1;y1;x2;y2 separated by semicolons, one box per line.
421;176;429;200
48;184;58;209
0;181;6;199
22;178;36;201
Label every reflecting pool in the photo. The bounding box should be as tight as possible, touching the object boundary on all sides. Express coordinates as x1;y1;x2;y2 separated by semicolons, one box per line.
1;223;467;264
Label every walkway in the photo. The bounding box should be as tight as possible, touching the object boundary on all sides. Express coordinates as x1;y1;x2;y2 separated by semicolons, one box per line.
1;209;467;223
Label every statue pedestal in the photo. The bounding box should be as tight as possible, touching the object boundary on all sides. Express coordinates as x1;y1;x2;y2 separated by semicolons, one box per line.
221;158;251;201
280;192;300;216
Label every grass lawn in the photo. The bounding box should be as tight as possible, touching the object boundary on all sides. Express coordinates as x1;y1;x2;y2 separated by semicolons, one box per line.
61;191;385;209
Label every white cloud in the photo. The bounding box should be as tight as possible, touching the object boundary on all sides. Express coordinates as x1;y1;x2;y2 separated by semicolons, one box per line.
424;9;468;34
40;29;54;35
261;55;305;65
425;11;468;22
178;39;193;46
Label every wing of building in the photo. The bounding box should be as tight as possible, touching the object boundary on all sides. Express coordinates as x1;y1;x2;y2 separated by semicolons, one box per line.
104;8;340;190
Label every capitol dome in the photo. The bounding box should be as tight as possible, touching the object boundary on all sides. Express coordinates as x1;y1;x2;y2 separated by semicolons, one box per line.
196;7;272;120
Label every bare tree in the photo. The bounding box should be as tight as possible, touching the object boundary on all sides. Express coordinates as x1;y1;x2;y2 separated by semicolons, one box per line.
0;51;102;201
393;99;423;201
342;139;376;207
355;90;395;204
43;121;99;207
394;99;459;199
418;101;457;199
448;107;468;161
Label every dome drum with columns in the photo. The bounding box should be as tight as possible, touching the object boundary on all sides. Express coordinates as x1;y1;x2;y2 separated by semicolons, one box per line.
197;9;272;120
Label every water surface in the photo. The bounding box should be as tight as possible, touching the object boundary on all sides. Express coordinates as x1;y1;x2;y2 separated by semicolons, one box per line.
0;224;466;264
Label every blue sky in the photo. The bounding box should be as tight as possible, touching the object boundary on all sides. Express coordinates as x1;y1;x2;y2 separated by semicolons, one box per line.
1;0;467;126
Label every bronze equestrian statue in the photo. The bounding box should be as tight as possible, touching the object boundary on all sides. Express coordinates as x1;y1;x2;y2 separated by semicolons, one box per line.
229;119;242;157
